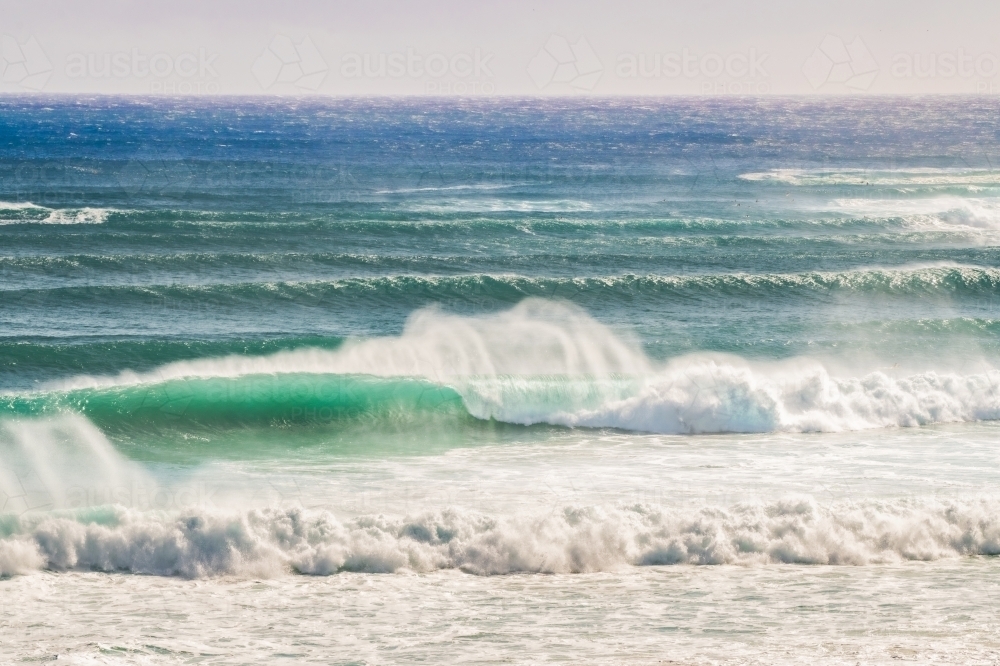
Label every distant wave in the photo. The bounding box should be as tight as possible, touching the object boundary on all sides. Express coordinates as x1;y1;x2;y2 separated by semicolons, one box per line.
0;202;956;233
2;496;999;577
40;207;114;224
0;200;48;211
406;198;594;214
739;168;1000;188
829;197;1000;231
737;169;1000;230
372;183;522;195
4;264;999;303
0;202;118;225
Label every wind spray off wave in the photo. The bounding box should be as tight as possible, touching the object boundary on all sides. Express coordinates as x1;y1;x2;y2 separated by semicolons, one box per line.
16;299;1000;436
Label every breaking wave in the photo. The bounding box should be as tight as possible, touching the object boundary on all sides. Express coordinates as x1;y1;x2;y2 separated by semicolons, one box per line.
4;299;998;435
6;264;999;307
2;496;1000;577
0;202;117;225
738;168;1000;188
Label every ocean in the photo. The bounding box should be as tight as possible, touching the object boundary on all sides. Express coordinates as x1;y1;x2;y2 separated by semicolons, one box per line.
2;96;1000;664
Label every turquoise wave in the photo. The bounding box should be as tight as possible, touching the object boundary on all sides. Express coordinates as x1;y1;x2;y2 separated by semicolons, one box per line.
0;374;470;433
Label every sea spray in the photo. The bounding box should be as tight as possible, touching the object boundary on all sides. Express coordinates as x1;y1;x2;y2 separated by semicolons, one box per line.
0;414;157;513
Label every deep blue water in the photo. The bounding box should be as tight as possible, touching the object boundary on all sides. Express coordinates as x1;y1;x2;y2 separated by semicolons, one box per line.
2;96;1000;393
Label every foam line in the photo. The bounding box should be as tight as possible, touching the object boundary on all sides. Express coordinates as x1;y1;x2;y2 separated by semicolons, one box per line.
2;496;999;577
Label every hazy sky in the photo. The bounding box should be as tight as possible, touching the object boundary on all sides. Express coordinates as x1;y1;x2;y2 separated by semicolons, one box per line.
2;0;999;95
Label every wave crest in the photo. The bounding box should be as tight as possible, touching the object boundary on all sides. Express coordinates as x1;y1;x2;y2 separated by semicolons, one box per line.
0;203;117;225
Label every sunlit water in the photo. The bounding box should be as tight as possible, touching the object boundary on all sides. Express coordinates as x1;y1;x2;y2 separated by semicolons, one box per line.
2;97;1000;663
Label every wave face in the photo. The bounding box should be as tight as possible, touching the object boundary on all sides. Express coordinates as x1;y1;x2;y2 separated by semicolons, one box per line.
4;374;469;431
2;497;999;577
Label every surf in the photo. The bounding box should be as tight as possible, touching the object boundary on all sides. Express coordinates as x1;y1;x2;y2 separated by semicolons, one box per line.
4;299;999;437
3;495;1000;577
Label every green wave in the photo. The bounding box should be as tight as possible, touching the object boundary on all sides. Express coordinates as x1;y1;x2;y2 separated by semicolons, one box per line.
0;374;470;433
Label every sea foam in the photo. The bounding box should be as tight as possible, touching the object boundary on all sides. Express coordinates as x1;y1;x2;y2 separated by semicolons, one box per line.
463;359;1000;433
2;496;999;577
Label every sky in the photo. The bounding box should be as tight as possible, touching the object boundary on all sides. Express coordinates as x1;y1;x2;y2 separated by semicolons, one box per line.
1;0;999;96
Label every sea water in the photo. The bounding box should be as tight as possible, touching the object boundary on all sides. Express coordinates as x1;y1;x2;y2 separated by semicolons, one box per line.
2;96;1000;663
